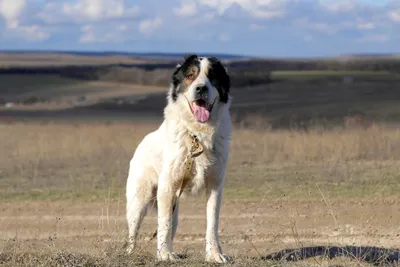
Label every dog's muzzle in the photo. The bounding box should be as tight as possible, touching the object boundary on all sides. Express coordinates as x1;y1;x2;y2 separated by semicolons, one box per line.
186;85;216;123
194;84;209;100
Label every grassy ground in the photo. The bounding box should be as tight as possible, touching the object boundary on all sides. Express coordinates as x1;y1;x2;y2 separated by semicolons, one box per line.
1;122;400;266
2;122;400;201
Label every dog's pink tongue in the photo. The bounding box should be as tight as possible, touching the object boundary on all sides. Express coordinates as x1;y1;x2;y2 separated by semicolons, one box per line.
193;104;210;123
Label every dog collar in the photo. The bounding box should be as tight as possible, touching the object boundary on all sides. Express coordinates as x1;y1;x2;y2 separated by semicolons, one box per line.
176;134;204;198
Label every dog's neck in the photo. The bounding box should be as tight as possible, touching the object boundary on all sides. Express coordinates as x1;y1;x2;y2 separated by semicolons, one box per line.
163;95;231;150
164;109;217;150
176;117;217;149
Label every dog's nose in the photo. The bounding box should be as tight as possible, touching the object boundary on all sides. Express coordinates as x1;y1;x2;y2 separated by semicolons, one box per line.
196;85;207;94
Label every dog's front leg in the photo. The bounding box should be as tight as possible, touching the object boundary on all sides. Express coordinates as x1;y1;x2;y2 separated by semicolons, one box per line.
205;176;230;263
157;172;179;261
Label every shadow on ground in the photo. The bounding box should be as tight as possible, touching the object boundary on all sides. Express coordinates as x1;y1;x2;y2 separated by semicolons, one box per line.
263;245;400;266
1;246;399;267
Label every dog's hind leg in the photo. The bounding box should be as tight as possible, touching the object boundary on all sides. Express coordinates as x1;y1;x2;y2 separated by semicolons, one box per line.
156;170;180;261
126;176;155;254
126;197;148;253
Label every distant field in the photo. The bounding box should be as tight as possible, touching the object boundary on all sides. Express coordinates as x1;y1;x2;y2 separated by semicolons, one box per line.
0;75;79;95
0;74;165;113
0;53;153;67
270;70;400;81
2;70;400;129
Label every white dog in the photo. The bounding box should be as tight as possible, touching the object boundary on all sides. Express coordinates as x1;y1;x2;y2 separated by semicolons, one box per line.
126;54;232;263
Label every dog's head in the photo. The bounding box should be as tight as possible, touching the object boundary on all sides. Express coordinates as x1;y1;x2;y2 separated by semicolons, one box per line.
167;54;230;125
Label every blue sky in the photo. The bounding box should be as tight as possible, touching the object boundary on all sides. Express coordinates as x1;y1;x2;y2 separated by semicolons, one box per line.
0;0;399;57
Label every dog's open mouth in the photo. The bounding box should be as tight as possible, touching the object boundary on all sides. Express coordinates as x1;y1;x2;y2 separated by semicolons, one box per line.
189;98;215;123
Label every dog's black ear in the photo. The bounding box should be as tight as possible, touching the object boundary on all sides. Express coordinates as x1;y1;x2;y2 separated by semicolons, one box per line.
207;57;230;103
170;64;183;102
184;53;197;61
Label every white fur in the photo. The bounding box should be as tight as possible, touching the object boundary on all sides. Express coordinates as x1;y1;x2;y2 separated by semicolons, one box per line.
126;57;232;263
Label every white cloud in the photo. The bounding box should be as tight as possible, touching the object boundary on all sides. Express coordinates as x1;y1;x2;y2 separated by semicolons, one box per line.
358;34;389;43
295;17;360;36
174;0;197;17
198;0;286;19
249;9;284;19
0;0;50;41
198;0;230;14
357;22;374;30
19;25;49;41
194;32;214;41
79;24;124;43
0;0;26;28
79;24;95;43
62;0;139;21
80;32;96;43
37;0;139;24
117;24;128;31
249;23;265;30
82;24;93;32
3;24;50;41
303;35;313;42
319;0;355;13
139;17;162;34
389;10;400;22
35;3;58;24
219;33;230;41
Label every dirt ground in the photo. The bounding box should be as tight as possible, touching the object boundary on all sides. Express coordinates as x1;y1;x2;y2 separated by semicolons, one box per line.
1;197;399;266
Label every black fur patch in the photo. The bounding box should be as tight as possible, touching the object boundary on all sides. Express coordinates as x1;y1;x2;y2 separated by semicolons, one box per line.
207;57;230;103
170;54;199;102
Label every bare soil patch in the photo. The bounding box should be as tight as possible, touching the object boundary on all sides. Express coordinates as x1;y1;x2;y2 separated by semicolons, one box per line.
1;199;399;266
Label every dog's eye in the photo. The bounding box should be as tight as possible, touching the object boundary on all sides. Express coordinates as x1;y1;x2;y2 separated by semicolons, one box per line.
185;74;194;80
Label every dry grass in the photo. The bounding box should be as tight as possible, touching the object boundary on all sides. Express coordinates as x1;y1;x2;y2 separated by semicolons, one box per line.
1;122;400;201
0;53;152;67
1;121;400;266
0;250;371;267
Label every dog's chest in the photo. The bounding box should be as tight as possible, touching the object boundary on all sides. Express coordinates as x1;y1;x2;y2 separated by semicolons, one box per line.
172;137;217;191
193;147;214;175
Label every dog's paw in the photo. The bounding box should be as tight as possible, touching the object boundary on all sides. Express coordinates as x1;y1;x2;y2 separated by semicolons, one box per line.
157;250;180;261
125;241;136;255
126;246;134;255
206;251;232;264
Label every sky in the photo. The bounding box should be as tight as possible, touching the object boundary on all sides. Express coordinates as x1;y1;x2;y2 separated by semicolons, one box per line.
0;0;399;57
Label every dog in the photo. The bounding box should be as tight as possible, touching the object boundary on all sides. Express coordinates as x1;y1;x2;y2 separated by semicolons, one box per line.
125;54;232;263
